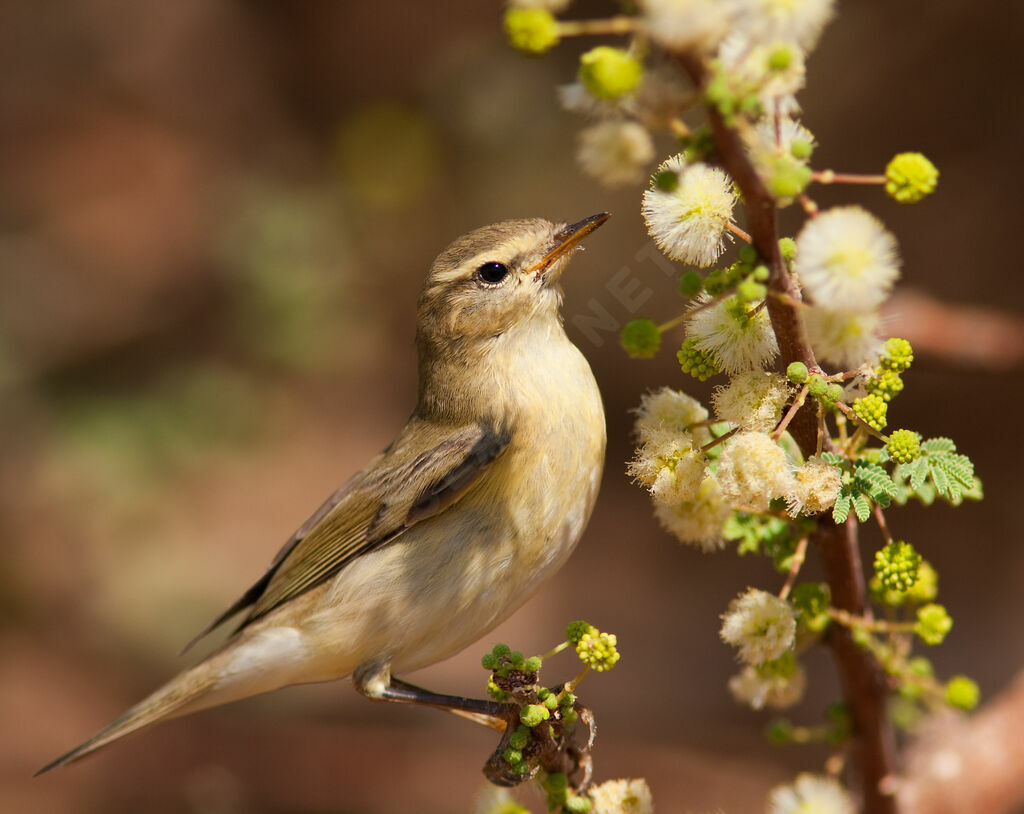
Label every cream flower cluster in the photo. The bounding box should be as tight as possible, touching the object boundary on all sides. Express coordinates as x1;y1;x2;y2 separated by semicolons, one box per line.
642;156;738;267
795;206;900;368
712;370;792;433
716;431;795;512
633;382;843;553
588;778;655;814
720;587;797;665
685;294;779;373
631;388;733;551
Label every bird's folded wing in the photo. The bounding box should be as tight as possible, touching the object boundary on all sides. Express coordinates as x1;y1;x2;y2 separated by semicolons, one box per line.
187;420;510;646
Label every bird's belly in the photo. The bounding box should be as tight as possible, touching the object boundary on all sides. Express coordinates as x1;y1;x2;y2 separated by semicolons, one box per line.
297;339;605;680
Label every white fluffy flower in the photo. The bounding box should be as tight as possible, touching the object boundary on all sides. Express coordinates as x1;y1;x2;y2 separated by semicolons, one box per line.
577;121;656;187
729;659;806;710
767;773;855;814
588;778;655;814
735;0;836;52
629;434;707;506
786;455;842;516
686;294;779;373
716;431;796;513
712;370;792;433
642;157;737;267
720;587;796;665
639;0;737;53
804;305;882;369
653;476;731;551
795;206;900;311
633;387;711;446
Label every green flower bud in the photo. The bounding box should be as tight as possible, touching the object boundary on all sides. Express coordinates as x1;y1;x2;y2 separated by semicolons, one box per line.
874;541;922;592
481;652;498;670
778;237;797;262
503;9;560;55
786;361;809;384
879;337;913;372
738;244;758;266
914;603;953;645
524;655;542;673
520;704;551;727
790;138;813;161
579;46;643;100
503;747;523;765
736;278;767;302
853;394;888;431
867;369;904;402
807;373;827;398
752;264;770;281
768;157;812;200
677;337;721;381
566;620;595;645
871;558;938;607
575;629;620;671
825;383;844;405
945;675;980;710
509;725;530;750
492;643;511;658
886;429;922;464
678;270;704;297
620;318;661;358
885;152;938;204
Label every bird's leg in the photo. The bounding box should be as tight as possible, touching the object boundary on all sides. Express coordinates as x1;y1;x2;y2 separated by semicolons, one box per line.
353;664;513;725
384;677;511;718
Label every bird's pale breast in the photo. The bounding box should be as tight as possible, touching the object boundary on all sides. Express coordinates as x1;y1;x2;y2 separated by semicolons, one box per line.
301;319;605;679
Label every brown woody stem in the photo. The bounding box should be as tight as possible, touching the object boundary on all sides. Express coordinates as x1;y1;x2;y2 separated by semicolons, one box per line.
675;53;898;813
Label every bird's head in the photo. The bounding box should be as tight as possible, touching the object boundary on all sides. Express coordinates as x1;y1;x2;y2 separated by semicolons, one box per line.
416;213;610;351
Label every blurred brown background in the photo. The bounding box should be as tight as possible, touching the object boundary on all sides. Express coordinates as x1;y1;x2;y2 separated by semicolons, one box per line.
2;1;1023;812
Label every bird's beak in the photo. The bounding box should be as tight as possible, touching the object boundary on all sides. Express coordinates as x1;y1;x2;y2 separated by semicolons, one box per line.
528;212;611;277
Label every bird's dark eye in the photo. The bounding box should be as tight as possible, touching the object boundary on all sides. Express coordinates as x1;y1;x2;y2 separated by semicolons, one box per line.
476;261;510;285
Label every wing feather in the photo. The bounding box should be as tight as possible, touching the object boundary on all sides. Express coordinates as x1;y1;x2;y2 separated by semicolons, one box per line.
187;420;510;644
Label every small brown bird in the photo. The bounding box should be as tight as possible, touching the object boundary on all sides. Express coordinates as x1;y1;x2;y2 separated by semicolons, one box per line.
40;213;609;773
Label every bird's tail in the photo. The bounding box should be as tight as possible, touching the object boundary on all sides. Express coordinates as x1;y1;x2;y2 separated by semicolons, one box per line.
36;660;222;775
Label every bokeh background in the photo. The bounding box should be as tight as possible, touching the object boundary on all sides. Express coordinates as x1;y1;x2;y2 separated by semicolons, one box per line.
3;1;1023;812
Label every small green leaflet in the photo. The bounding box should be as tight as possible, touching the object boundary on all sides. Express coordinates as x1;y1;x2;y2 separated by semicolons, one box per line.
823;452;899;524
892;437;979;506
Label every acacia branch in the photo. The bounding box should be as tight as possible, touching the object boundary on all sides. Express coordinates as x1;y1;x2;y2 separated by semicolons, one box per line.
675;53;898;813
